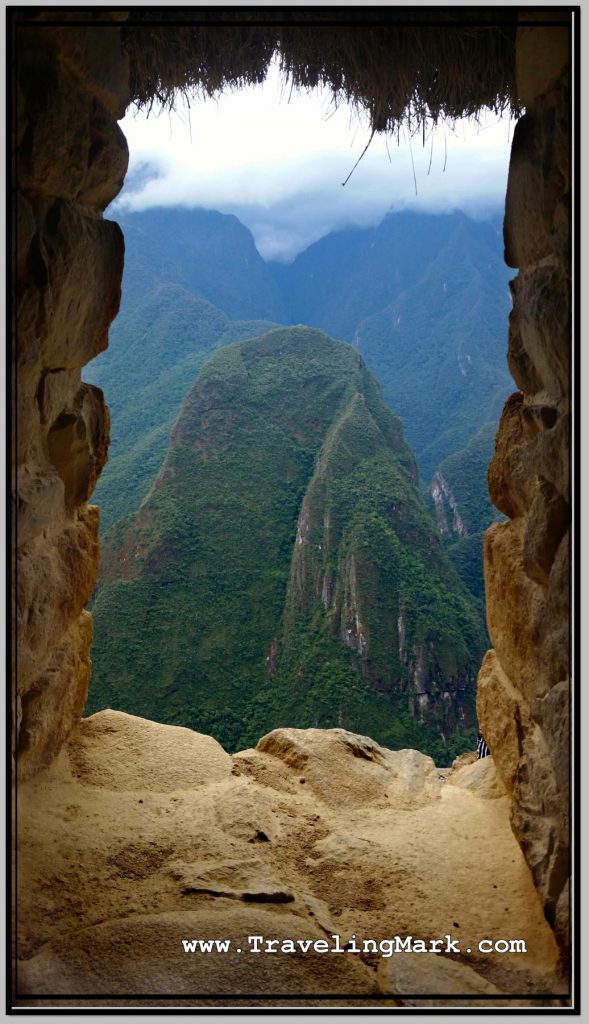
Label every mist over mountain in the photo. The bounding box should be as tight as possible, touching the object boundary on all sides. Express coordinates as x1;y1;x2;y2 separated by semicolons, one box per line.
88;206;510;545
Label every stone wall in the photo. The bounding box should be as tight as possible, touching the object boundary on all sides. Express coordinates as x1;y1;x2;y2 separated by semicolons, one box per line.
14;19;130;778
477;23;571;958
13;16;572;958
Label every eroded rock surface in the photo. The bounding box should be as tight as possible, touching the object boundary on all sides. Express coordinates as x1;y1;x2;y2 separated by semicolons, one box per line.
478;25;570;960
16;712;564;1006
14;17;129;779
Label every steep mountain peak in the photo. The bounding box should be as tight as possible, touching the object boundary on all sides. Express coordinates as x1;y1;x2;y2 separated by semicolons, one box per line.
89;325;485;760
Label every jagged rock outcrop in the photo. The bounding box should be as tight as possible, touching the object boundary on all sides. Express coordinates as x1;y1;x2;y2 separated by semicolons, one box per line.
477;20;570;959
16;711;564;1005
430;471;467;539
14;17;130;778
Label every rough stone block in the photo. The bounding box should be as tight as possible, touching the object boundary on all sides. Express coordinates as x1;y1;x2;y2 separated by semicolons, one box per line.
523;478;569;587
16;505;100;697
17;59;129;207
484;520;553;702
504;113;552;268
504;86;569;272
444;754;507;800
533;681;570;830
378;952;507;1006
33;200;124;369
16;466;65;548
530;410;569;504
516;26;568;108
487;392;536;519
36;367;81;427
17;611;93;781
509;263;569;401
476;649;529;795
47;383;110;508
538;532;570;685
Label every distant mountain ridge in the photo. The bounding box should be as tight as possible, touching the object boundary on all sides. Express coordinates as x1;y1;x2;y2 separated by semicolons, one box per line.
116;206;288;321
88;327;485;761
86;206;284;530
269;209;513;484
88;205;510;584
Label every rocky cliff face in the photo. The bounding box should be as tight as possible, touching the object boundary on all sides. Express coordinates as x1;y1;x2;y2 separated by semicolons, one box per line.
477;23;570;958
89;327;484;755
14;18;130;779
430;472;467;539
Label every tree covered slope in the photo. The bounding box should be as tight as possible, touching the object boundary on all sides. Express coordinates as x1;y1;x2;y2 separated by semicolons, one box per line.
270;210;513;485
85;206;285;530
88;327;486;762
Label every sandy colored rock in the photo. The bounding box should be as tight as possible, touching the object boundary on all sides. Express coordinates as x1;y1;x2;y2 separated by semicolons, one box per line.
16;467;65;548
11;10;572;982
484;519;551;703
529;408;569;504
522;478;569;588
450;750;477;771
17;506;100;689
18;612;93;780
14;21;130;787
487;392;536;519
444;755;506;800
47;383;110;508
485;70;570;952
19;907;375;998
16;712;563;1003
477;658;568;950
533;680;570;830
379;952;508;1007
68;710;233;792
36;201;124;370
256;727;442;809
476;650;527;795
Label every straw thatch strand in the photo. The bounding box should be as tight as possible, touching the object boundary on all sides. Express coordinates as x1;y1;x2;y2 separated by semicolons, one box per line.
121;9;521;131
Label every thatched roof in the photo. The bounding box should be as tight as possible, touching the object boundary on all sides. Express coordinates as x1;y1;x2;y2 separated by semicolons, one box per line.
122;8;524;133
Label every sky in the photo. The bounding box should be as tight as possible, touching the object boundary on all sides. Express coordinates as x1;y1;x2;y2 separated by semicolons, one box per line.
114;62;516;263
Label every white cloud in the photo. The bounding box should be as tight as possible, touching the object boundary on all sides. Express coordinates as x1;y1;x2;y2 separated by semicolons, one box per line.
114;63;516;261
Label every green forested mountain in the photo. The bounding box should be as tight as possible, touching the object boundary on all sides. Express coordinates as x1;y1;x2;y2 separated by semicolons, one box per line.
88;327;485;762
269;212;458;342
85;206;506;757
114;206;288;320
270;210;512;486
89;206;509;555
86;207;283;530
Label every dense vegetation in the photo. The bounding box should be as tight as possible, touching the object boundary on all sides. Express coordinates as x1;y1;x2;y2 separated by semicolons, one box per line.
89;207;511;543
270;209;513;485
89;328;486;764
86;207;283;530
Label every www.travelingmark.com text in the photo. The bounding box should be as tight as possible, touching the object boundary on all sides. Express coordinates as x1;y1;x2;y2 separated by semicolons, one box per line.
181;934;527;957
